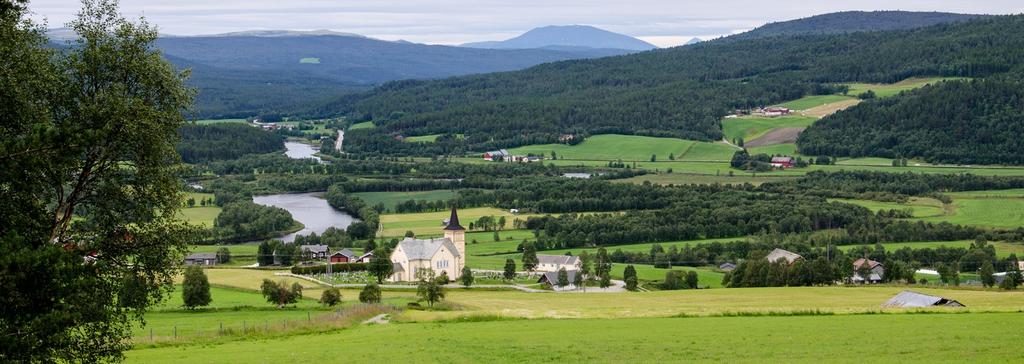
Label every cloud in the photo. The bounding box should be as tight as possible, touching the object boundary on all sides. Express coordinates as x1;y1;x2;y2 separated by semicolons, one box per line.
28;0;1024;45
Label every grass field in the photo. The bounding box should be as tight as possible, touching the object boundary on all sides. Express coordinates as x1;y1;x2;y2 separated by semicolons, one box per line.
349;121;376;130
838;240;1024;258
748;143;798;156
831;197;946;218
379;207;539;237
127;311;1024;363
776;95;855;110
351;190;458;212
193;118;247;125
403;134;441;142
917;189;1024;229
508;134;696;161
722;115;817;143
846;77;963;98
674;141;738;161
614;173;799;186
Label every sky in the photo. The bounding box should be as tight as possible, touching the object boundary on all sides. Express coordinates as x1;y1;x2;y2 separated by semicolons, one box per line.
28;0;1024;47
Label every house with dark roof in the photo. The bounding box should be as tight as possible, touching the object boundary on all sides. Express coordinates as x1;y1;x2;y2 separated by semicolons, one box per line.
536;255;581;272
184;253;217;266
881;291;964;308
718;262;737;271
330;248;357;263
770;156;795;168
299;244;329;260
765;248;803;265
538;270;578;290
482;149;510;161
852;258;885;283
356;251;374;263
389;207;466;282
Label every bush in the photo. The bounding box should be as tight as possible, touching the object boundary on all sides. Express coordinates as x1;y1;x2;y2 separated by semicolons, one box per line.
291;262;369;275
359;282;382;304
182;265;211;309
320;288;342;306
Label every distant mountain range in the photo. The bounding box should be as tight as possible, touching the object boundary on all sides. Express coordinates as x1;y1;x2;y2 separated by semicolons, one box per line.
462;25;656;52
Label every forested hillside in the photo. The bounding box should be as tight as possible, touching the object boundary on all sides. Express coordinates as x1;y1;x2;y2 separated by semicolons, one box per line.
330;15;1024;152
797;76;1024;164
732;11;989;40
177;124;284;163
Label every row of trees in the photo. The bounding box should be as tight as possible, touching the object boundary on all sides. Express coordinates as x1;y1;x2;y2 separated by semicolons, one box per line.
177;123;284;163
213;202;298;242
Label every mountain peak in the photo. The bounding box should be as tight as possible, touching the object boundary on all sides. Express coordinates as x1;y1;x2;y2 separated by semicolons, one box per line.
462;25;656;52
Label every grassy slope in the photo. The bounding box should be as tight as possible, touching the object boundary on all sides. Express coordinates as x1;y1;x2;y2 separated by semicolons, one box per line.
127;312;1024;363
351;190;458;211
379;207;538;237
846;77;964;98
722;115;817;142
508;134;696;161
403;134;440;142
776;94;855;110
838;240;1024;259
349;121;376;130
831;197;945;218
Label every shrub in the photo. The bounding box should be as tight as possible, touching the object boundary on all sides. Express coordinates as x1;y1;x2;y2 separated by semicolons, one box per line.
291;262;368;275
359;282;382;304
320;288;342;306
182;265;211;309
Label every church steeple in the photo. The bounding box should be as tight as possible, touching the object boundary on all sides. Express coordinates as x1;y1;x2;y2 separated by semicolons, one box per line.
444;206;465;231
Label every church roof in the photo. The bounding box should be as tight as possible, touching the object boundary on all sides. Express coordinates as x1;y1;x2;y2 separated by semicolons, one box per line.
397;237;461;260
443;206;465;231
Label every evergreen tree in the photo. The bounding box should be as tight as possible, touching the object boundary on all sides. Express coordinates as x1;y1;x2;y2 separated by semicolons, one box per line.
182;266;212;309
522;242;539;272
460;266;474;287
979;260;996;288
685;271;700;289
503;258;517;281
623;265;639;291
257;240;275;266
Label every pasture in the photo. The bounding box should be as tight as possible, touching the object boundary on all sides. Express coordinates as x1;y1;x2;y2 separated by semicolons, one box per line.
846;77;963;98
722;115;817;144
193;118;247;125
348;121;376;130
127;312;1024;363
831;197;945;218
378;207;536;237
403;134;441;142
838;240;1024;258
775;94;854;110
507;134;696;161
351;190;458;212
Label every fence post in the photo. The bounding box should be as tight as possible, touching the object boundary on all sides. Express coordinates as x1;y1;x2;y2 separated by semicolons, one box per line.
220;322;223;335
173;326;177;339
243;320;247;333
150;327;153;342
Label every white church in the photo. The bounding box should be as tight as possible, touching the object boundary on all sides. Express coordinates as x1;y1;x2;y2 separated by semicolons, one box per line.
388;207;466;282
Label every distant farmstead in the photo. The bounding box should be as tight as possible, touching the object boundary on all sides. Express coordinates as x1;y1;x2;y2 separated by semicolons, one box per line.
765;248;803;265
483;149;510;161
770;156;795;168
184;253;217;266
852;258;885;283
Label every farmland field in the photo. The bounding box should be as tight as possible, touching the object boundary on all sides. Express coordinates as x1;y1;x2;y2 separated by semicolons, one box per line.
193;118;247;125
348;121;376;130
846;77;963;98
748;143;798;156
508;134;696;161
775;94;854;110
127;312;1024;363
722;115;817;143
837;240;1024;258
674;141;738;161
351;190;457;212
403;134;441;142
378;207;539;237
831;197;945;218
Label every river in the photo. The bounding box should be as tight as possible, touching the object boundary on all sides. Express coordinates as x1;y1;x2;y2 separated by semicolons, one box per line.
284;141;321;163
252;192;357;243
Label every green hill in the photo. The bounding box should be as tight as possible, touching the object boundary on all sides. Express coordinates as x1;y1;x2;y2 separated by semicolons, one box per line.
332;15;1024;154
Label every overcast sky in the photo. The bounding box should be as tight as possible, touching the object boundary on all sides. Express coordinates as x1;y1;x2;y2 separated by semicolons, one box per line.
27;0;1024;47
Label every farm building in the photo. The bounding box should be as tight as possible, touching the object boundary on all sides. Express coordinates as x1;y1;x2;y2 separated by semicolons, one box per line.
330;248;356;263
852;258;885;283
719;262;737;271
300;244;329;260
759;107;792;117
881;291;964;308
389;207;465;282
765;248;803;265
357;252;374;263
184;253;217;266
536;255;582;273
770;156;795;168
538;270;578;290
483;149;510;161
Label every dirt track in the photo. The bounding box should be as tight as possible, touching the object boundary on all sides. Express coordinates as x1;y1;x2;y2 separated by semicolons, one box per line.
745;127;805;147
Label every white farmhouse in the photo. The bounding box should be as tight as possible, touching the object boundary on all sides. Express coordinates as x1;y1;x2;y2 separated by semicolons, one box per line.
389;207;466;282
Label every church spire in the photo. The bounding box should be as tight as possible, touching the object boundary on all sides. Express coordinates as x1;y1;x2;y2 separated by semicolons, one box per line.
444;206;464;231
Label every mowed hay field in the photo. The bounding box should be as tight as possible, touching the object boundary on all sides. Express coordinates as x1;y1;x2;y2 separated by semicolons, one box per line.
846;77;964;98
507;134;695;161
379;207;536;237
351;190;457;212
920;189;1024;229
722;115;817;144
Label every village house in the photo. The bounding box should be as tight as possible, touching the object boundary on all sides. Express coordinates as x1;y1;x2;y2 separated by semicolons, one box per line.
184;252;217;266
538;270;579;290
765;248;803;265
770;156;795;168
558;134;577;143
329;248;356;263
482;149;510;161
356;251;374;263
852;258;885;284
759;107;792;117
536;254;582;272
299;244;329;260
718;262;737;271
389;207;466;282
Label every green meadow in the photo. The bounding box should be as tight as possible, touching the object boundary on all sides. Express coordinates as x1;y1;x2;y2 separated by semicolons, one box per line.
722;115;817;143
838;240;1024;258
127;312;1024;363
776;94;855;110
830;197;946;218
351;190;458;211
919;191;1024;229
193;118;248;125
348;121;376;130
508;134;696;161
846;77;963;98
